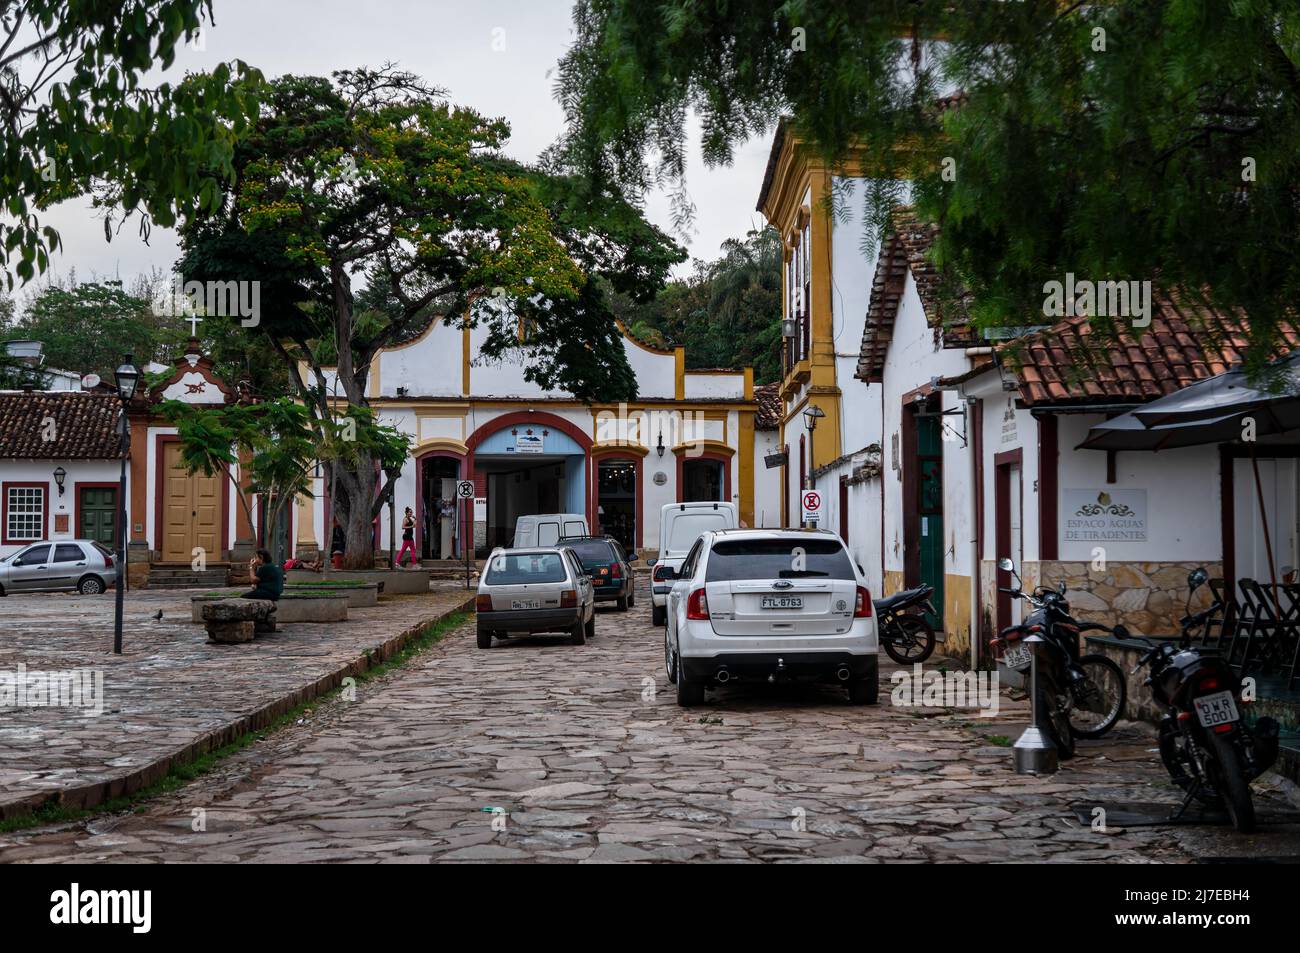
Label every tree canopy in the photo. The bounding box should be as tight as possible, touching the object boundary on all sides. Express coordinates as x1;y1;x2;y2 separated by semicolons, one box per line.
0;1;261;286
557;1;1300;369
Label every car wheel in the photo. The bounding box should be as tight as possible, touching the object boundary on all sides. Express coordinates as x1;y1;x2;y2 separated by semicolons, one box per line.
664;633;678;684
675;640;704;707
77;576;105;596
569;618;586;645
847;677;878;705
651;603;666;627
585;615;596;640
628;590;635;608
616;594;629;611
476;629;493;649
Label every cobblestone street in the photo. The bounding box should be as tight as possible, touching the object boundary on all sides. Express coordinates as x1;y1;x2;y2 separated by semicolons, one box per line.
3;579;1299;863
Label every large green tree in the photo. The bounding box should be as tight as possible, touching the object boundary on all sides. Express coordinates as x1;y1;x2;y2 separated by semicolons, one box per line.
0;1;260;285
558;1;1300;370
180;67;683;566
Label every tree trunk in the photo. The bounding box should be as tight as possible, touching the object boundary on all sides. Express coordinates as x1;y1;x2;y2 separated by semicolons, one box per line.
331;456;377;570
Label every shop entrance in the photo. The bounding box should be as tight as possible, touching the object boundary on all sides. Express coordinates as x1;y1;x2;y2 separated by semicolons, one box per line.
596;458;637;550
420;456;461;560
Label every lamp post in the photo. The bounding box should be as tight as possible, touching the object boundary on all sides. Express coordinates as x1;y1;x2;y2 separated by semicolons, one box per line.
112;355;140;655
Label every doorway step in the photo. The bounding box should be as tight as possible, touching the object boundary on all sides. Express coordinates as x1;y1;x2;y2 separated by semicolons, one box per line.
145;564;233;590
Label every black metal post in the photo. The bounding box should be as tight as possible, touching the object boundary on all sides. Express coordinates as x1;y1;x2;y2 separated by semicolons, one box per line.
113;406;129;654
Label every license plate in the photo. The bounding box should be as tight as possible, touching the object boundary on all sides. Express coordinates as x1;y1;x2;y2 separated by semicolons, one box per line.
1001;643;1033;670
761;596;803;609
1193;690;1239;728
511;599;542;610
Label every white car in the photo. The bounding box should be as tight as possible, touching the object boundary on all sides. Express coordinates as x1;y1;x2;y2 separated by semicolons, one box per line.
650;501;738;626
475;546;595;648
662;528;879;706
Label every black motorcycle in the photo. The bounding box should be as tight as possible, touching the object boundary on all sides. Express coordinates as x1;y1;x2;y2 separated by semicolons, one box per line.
874;584;938;664
1117;568;1280;833
990;558;1127;759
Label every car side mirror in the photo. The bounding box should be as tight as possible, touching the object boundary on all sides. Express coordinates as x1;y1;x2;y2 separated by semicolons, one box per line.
628;553;639;563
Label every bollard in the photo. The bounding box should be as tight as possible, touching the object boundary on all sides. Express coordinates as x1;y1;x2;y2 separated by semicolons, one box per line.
1012;633;1058;775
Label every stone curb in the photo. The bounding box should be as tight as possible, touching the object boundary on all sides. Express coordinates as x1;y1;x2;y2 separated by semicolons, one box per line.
0;595;476;822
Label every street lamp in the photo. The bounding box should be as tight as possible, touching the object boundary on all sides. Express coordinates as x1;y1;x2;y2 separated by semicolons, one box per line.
112;355;140;655
52;466;66;496
802;405;825;490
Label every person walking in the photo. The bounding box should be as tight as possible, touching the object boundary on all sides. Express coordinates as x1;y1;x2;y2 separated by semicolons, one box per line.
398;506;417;569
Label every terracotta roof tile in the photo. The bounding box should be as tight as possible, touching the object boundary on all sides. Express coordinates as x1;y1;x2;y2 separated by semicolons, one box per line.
0;391;124;460
754;382;781;430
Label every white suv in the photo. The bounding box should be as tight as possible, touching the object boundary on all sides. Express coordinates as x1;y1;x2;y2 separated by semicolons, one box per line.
663;528;879;706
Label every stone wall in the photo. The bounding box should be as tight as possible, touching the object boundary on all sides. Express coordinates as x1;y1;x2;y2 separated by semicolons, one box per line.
1039;561;1221;636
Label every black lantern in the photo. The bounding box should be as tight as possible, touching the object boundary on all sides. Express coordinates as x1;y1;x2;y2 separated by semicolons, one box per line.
52;466;66;496
114;355;140;403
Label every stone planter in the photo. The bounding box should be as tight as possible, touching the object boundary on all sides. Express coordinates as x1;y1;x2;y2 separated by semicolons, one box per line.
191;591;349;624
284;582;379;608
284;568;429;596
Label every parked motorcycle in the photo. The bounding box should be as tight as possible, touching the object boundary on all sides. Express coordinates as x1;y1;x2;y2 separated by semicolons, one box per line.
1118;568;1280;833
990;558;1127;759
874;584;938;664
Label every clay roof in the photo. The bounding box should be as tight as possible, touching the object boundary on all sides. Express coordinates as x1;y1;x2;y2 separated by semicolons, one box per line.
0;391;124;460
754;383;781;430
1008;295;1300;407
856;206;975;382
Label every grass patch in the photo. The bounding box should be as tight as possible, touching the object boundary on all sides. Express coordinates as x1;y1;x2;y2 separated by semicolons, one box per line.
0;610;470;835
284;580;368;588
985;735;1013;747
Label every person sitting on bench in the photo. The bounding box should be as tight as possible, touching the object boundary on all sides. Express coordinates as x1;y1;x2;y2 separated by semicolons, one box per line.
241;548;284;601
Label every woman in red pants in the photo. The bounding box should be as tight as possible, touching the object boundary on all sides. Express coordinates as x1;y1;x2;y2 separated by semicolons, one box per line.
398;506;417;568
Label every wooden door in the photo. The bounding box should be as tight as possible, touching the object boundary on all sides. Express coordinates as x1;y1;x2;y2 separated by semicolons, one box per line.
162;443;221;562
78;487;117;548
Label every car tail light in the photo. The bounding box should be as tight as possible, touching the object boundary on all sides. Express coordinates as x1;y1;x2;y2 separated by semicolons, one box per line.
475;594;492;612
610;563;622;580
854;586;873;618
686;588;709;620
103;555;114;569
560;589;577;608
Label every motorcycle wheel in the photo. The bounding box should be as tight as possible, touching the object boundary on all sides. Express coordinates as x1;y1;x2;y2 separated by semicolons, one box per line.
1205;731;1256;833
882;614;937;664
1035;667;1075;760
1158;717;1224;808
1068;654;1126;739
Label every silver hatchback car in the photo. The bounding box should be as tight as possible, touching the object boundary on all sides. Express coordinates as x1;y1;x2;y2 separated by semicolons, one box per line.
475;546;595;648
0;540;116;596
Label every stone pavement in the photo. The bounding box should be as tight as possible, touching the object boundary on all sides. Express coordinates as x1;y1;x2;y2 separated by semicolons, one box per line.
0;582;474;818
2;578;1299;862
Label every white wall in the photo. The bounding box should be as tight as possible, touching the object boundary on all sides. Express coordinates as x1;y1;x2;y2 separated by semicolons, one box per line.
753;428;783;528
1;459;126;557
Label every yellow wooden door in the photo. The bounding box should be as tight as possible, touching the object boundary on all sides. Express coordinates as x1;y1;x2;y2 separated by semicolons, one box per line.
162;443;222;562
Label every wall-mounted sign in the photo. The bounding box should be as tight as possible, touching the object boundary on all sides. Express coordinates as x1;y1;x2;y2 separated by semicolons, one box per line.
653;471;668;486
1063;489;1148;542
1000;398;1018;445
764;451;788;469
801;490;822;525
514;432;544;454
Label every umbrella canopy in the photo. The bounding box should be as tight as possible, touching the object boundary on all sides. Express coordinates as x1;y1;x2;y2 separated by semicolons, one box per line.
1076;409;1263;452
1131;351;1300;427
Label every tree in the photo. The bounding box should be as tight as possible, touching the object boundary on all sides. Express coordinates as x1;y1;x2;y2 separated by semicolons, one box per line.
0;2;260;286
179;67;683;566
557;1;1300;371
3;280;183;376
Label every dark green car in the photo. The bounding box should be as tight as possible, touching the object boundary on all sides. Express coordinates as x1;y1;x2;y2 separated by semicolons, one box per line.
560;536;636;611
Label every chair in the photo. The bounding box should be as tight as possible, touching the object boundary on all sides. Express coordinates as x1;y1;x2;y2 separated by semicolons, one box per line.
1225;579;1258;668
1237;579;1288;675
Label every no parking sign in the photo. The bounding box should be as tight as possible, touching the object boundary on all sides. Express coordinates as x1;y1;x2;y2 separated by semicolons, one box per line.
801;490;822;525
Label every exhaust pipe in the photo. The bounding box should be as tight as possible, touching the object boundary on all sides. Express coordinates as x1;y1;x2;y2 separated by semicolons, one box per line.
715;668;731;684
836;666;852;681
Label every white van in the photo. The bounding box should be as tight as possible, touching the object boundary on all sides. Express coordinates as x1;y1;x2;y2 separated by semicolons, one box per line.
513;514;589;549
650;501;738;626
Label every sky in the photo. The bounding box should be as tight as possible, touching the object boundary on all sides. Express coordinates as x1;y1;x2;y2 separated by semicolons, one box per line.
33;0;775;297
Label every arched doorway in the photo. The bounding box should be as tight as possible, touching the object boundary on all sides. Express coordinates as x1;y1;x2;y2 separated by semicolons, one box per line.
465;412;593;557
593;454;641;551
677;447;732;504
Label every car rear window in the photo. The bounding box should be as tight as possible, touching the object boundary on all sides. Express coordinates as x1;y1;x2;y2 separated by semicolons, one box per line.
485;553;567;585
564;539;616;565
704;538;855;582
665;511;732;554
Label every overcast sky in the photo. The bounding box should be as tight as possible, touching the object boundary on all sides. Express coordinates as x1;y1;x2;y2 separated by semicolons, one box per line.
33;0;774;297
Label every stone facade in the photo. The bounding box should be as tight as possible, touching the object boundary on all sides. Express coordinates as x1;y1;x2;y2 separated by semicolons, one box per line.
1040;560;1221;636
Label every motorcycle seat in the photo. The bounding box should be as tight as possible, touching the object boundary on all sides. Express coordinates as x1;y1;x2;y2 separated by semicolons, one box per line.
875;586;928;612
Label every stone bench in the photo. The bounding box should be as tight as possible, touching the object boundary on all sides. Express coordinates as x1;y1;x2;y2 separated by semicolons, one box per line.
201;599;277;644
283;581;379;608
285;568;429;596
191;591;350;624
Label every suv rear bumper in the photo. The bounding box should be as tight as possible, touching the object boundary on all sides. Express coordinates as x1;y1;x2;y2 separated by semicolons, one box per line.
478;606;585;635
679;652;877;684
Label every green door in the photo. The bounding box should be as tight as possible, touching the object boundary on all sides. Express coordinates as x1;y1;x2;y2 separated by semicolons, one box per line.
79;487;117;548
917;416;944;629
